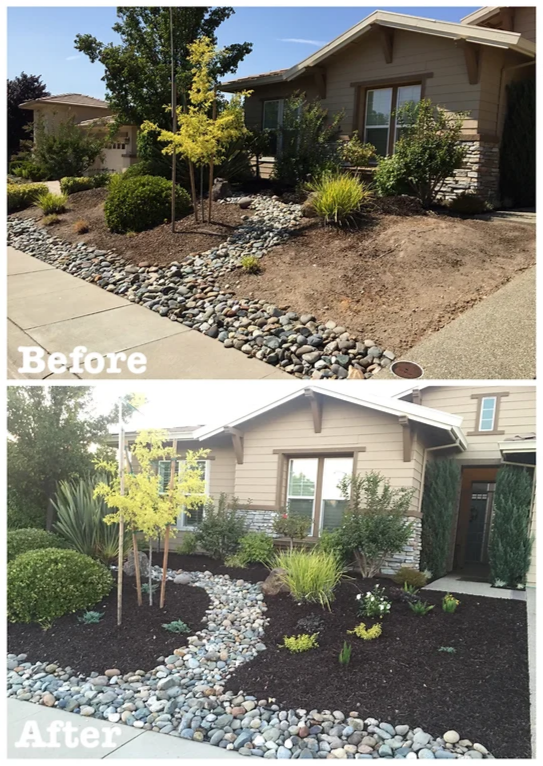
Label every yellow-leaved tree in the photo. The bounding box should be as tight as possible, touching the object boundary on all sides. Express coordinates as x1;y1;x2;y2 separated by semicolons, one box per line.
95;429;209;620
141;35;251;223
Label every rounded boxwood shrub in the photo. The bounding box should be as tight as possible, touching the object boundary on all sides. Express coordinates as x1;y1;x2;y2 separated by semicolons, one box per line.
392;566;428;588
122;160;171;181
8;548;114;626
7;528;68;562
104;175;191;233
448;192;489;215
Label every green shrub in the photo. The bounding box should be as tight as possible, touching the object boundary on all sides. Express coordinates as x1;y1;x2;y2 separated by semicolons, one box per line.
272;549;346;609
392;567;428;588
78;610;104;624
281;633;319;653
194;494;248;560
162;619;190;634
488;465;534;588
315;529;348;562
9;154;48;181
7;528;68;562
340;132;376;167
272;510;312;549
53;478;127;565
32;116;105;179
34;191;67;215
357;584;391;618
409;600;434;616
348;621;382;640
500;78;535;208
237;532;275;565
308;172;373;225
7;183;48;213
60;174;110;195
7;548;113;626
177;531;198;555
240;255;261;274
449;192;489;215
122;160;172;181
442;593;460;613
104;175;191;233
42;213;60;226
335;472;415;578
374;99;467;207
224;553;247;568
420;459;461;579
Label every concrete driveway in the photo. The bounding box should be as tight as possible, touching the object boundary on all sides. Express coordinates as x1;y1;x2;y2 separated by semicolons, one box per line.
7;247;290;380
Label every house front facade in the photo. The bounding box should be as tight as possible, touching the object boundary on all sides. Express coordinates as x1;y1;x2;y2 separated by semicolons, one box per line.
119;384;536;586
19;93;138;174
221;6;536;204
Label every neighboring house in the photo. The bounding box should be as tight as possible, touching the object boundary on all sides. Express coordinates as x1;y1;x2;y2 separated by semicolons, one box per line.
19;93;138;173
117;384;536;586
221;6;536;203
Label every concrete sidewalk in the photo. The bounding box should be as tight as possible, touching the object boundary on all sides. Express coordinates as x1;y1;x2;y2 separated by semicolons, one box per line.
7;698;241;759
378;267;535;380
7;247;289;380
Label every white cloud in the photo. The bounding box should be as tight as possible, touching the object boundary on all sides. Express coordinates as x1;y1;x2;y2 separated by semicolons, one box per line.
66;55;80;61
279;38;325;46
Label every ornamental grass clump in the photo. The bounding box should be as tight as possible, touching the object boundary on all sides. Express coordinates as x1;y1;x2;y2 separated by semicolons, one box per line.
338;641;352;666
308;172;373;225
442;593;460;613
34;191;68;215
281;633;319;653
273;548;346;609
8;548;113;627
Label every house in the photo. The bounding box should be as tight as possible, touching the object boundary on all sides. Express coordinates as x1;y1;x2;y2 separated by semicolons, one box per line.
221;6;536;203
118;383;536;586
19;93;139;173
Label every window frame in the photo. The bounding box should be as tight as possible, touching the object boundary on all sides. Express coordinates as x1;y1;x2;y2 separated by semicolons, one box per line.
157;458;210;530
285;454;354;537
478;396;497;433
286;457;319;536
318;457;354;534
468;392;509;436
360;80;423;158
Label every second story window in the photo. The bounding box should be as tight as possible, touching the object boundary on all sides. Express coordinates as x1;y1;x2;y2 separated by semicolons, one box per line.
469;392;508;436
479;397;497;432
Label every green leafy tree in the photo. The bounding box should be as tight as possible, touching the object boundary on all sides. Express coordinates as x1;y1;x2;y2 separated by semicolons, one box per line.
273;92;343;187
7;387;124;531
420;459;461;579
336;471;415;578
374;99;467;207
32;116;105;180
74;7;251;129
488;465;534;588
8;72;49;159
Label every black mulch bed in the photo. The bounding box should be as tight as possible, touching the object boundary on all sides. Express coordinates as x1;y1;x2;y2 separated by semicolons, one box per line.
168;552;269;584
225;577;530;759
7;578;210;677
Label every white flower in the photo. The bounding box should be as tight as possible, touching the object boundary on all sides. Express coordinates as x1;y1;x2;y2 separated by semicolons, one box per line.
356;594;361;600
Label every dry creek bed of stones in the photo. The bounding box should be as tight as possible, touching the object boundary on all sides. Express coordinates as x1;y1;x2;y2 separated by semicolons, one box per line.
7;567;493;759
7;195;397;379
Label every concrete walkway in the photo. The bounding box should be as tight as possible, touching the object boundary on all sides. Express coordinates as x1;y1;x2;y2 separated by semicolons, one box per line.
7;247;290;380
423;573;527;600
378;267;535;380
7;698;241;759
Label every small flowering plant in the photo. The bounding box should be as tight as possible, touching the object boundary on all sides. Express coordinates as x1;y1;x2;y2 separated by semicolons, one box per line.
356;585;391;619
442;593;460;613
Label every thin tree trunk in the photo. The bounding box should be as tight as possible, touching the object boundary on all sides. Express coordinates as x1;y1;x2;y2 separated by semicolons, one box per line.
133;532;142;607
117;517;124;624
160;526;170;609
200;164;204;222
189;161;198;222
208;90;217;223
148;539;153;606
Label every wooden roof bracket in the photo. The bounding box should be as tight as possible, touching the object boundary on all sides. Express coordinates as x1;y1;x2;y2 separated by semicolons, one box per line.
456;39;481;85
377;25;394;64
226;427;244;465
304;388;323;434
399;416;413;462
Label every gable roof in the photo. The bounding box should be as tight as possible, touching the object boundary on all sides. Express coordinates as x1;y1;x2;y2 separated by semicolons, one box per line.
461;7;504;26
221;9;535;91
194;385;467;449
20;93;109;110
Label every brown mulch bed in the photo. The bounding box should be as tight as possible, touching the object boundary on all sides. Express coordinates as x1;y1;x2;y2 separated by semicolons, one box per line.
167;552;269;584
218;212;535;355
13;187;251;267
225;577;530;759
7;578;210;676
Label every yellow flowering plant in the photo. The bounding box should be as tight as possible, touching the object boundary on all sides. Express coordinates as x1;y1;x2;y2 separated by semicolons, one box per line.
347;622;382;640
442;593;460;613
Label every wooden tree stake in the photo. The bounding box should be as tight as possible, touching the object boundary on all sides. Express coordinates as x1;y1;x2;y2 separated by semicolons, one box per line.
189;161;198;222
160;526;170;609
133;532;143;606
208;88;217;223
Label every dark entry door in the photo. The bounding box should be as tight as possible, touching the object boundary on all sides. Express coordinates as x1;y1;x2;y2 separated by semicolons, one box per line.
454;467;499;570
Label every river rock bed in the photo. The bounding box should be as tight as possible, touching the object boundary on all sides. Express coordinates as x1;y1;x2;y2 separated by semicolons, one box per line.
7;195;396;379
7;570;492;758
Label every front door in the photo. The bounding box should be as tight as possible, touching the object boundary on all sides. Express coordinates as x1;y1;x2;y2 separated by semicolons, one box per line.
454;467;499;570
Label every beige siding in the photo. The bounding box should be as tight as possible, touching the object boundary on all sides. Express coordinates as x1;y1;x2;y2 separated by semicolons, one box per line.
232;396;423;513
171;437;236;501
418;386;535;463
514;7;536;42
243;76;319;130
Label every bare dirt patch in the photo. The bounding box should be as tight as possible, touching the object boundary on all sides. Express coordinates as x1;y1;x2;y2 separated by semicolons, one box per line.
217;213;535;354
14;187;251;267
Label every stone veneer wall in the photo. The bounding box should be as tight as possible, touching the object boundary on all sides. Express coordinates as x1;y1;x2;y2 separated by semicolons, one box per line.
438;139;500;205
241;509;277;533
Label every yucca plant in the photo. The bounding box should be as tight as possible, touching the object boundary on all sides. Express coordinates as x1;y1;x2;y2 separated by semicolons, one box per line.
272;548;347;609
34;191;68;215
52;477;127;564
308;172;373;225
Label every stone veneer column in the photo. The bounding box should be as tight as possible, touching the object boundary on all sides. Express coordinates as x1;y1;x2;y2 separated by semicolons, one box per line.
380;518;423;576
438;139;500;205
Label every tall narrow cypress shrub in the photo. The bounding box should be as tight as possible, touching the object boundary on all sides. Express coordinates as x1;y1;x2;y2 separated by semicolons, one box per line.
499;77;535;207
488;465;533;588
420;459;461;579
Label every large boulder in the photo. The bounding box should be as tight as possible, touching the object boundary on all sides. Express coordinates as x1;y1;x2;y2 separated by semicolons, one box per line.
301;192;319;218
261;567;289;596
123;550;149;578
174;571;193;585
212;177;232;201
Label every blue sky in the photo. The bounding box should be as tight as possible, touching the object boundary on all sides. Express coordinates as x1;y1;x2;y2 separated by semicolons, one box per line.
8;6;480;98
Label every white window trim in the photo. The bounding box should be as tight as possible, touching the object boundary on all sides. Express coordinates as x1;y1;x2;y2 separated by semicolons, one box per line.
287;457;316;537
318;458;353;534
478;397;497;432
177;459;210;530
364;87;392;156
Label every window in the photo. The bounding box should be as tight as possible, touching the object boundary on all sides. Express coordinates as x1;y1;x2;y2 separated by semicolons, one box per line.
286;455;353;536
364;83;421;156
262;99;284;157
157;459;209;529
478;397;497;432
